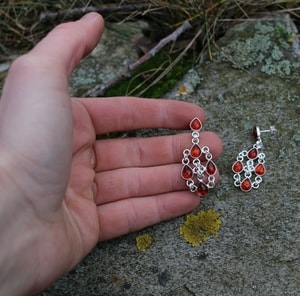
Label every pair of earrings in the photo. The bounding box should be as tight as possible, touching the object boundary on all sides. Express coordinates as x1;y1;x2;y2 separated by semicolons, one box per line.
181;117;276;196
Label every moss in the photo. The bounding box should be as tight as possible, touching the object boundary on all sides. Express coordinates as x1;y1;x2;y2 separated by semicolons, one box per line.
179;209;222;247
106;49;196;98
136;233;153;252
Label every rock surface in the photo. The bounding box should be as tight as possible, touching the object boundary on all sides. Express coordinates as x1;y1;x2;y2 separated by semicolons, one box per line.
43;14;300;296
69;21;148;97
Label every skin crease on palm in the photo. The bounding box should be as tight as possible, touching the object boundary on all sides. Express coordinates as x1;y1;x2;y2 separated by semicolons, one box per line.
0;12;223;295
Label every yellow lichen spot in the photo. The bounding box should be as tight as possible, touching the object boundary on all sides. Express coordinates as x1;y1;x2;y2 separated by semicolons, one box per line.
179;209;222;247
112;275;121;286
176;84;188;96
136;233;153;252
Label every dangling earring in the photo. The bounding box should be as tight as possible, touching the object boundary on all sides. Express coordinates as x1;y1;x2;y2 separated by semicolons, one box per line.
181;117;217;197
232;125;277;192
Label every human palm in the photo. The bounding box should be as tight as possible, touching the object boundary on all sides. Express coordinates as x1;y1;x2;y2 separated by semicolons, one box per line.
0;13;222;294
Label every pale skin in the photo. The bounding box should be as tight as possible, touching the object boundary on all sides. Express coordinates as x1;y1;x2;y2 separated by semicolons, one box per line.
0;13;223;295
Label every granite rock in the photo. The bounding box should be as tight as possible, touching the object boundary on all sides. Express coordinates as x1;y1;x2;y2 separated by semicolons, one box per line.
43;14;300;296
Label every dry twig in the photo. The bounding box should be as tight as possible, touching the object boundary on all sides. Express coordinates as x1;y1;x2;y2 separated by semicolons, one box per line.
40;3;154;24
128;20;192;70
86;20;192;97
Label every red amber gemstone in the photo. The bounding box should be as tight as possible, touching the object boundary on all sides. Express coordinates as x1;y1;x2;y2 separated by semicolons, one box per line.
232;160;243;173
190;144;201;158
240;178;252;192
255;163;265;176
248;148;258;159
190;118;202;131
181;165;193;180
197;182;208;196
206;160;216;175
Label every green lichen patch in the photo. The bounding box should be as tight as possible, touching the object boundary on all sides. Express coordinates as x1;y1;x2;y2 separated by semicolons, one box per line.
180;209;222;247
218;19;300;76
136;233;153;252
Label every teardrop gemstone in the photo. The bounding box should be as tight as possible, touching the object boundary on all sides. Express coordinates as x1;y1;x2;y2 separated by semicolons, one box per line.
255;163;265;176
197;182;208;196
206;160;217;175
232;160;243;173
190;144;201;158
240;178;252;192
248;148;258;159
190;118;202;131
181;165;193;180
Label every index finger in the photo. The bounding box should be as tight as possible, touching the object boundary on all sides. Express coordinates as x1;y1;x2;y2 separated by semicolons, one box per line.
79;97;206;134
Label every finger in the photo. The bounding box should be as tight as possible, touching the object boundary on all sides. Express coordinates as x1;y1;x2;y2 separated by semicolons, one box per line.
79;97;206;134
94;131;223;171
94;164;220;205
4;13;104;103
97;191;200;241
30;12;104;76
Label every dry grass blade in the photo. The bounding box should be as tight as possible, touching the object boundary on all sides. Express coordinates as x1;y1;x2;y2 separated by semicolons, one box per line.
1;0;300;95
1;1;300;57
136;26;203;97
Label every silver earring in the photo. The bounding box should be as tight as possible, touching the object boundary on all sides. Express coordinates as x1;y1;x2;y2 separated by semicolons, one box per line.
232;125;277;192
181;117;217;197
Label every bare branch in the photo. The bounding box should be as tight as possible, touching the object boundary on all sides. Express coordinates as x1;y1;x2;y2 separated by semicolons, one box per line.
128;20;192;71
86;20;193;97
40;3;152;24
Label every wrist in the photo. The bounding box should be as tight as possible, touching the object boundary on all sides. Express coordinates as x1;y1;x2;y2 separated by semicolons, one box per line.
0;159;39;295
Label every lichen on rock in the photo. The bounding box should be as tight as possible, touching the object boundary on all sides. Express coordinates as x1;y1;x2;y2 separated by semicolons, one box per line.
217;14;300;76
136;233;153;252
179;209;222;247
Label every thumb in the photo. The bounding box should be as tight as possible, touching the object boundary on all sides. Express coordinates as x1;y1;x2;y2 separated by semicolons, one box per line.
0;13;104;194
31;12;104;76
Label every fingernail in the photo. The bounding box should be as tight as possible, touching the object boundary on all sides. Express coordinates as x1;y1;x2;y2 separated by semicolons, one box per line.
81;12;99;22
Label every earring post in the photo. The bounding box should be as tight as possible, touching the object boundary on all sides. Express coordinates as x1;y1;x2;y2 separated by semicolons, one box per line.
260;126;277;135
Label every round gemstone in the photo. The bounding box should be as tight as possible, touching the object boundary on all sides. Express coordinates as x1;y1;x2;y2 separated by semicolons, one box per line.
232;160;243;173
240;178;252;192
190;118;202;131
181;165;193;180
248;148;258;159
197;182;208;196
190;144;201;158
206;160;217;175
255;163;265;176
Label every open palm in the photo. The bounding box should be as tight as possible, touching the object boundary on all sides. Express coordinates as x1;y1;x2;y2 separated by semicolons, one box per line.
0;13;222;294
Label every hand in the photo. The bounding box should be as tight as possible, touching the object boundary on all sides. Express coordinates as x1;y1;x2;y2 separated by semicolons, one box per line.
0;13;222;295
